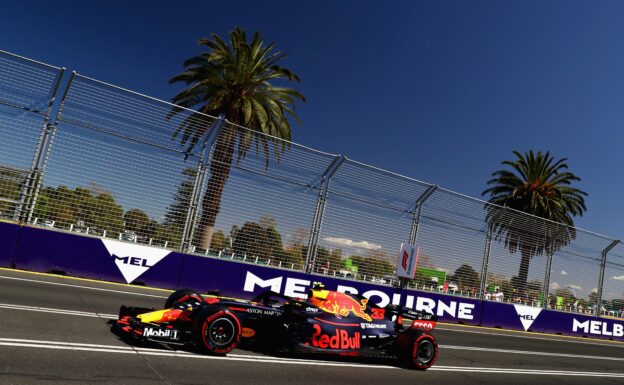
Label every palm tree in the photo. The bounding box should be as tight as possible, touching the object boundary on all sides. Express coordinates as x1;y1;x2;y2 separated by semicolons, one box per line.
168;27;305;249
482;150;587;291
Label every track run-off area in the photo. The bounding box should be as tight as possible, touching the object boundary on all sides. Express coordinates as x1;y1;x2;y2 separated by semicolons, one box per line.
0;268;623;385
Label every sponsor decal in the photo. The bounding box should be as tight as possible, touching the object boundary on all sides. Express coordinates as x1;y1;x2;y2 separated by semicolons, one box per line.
513;304;542;331
572;319;624;337
310;324;360;349
102;240;171;283
241;327;256;338
137;309;182;323
402;250;409;271
396;244;419;279
360;323;387;329
316;291;372;322
305;307;320;313
412;320;436;332
246;308;281;317
371;308;385;320
143;327;180;341
242;271;476;320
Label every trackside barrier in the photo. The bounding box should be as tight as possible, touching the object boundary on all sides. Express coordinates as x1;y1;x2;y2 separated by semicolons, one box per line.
176;252;482;325
480;301;624;342
0;222;20;267
3;222;623;339
11;225;184;290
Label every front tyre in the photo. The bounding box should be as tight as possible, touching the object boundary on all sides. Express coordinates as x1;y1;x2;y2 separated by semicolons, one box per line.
194;310;241;355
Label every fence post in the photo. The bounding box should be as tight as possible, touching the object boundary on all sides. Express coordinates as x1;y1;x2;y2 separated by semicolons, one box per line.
180;115;225;253
597;240;619;316
407;184;437;245
304;155;345;273
478;207;505;300
542;246;554;310
14;68;66;222
25;70;74;223
479;227;493;300
542;226;567;310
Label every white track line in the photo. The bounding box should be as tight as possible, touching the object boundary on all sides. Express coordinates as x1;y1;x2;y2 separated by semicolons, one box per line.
1;273;622;350
442;344;624;362
2;302;623;363
2;300;623;365
0;303;117;319
1;338;623;377
436;326;624;348
0;275;168;298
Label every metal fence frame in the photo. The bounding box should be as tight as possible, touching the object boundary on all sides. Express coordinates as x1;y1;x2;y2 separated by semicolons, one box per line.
1;49;622;319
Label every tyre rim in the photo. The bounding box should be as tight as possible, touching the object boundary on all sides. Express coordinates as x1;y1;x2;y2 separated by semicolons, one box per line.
208;318;235;347
416;339;434;364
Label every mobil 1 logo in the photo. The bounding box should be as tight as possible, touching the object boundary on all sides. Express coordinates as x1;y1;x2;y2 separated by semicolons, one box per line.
143;327;181;341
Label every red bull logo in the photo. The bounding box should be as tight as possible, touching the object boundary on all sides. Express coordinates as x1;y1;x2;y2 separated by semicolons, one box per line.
317;291;372;322
311;324;361;349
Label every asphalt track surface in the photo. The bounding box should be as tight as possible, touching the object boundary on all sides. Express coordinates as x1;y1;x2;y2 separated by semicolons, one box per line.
0;269;623;385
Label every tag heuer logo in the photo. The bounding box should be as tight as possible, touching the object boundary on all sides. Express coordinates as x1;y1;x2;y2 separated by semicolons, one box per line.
513;304;543;331
102;240;172;283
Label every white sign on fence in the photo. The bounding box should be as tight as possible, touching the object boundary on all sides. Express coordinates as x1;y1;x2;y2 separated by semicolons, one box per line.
396;243;419;279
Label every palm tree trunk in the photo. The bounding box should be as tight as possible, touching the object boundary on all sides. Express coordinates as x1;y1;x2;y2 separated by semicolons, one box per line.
517;248;531;293
197;129;236;250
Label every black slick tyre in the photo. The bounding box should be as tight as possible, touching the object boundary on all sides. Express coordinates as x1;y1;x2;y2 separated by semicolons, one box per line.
409;335;438;369
194;309;241;355
396;329;439;370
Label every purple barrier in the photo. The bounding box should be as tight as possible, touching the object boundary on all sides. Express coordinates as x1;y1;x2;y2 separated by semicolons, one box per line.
11;226;183;289
7;225;482;325
0;221;20;267
480;300;624;342
176;254;482;325
7;225;623;336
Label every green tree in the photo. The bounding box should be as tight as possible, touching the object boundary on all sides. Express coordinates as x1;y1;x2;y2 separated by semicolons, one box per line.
91;193;124;234
210;230;229;251
280;247;305;270
124;209;149;234
451;264;480;291
0;165;26;219
483;150;587;291
169;27;305;250
231;221;286;260
163;168;197;248
349;255;394;278
589;291;600;307
143;220;161;240
32;186;125;234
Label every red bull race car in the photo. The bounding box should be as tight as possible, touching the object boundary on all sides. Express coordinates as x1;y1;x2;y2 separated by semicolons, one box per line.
110;283;439;369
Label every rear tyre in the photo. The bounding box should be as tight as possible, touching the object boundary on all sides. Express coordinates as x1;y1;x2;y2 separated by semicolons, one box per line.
165;289;203;308
410;335;438;369
396;330;438;370
194;310;241;355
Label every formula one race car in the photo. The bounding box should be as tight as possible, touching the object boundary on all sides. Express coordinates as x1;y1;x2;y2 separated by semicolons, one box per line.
110;283;439;369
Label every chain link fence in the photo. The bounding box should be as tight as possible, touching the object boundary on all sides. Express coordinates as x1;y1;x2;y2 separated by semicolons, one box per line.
0;50;622;318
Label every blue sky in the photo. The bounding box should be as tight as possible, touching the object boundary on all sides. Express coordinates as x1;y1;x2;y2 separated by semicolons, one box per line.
3;0;624;242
